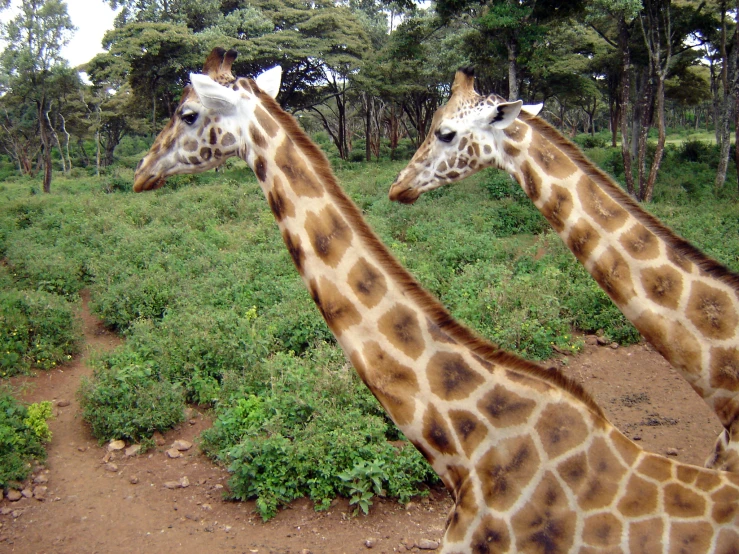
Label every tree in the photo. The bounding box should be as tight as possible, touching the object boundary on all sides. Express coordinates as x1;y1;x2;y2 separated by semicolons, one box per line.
0;0;76;192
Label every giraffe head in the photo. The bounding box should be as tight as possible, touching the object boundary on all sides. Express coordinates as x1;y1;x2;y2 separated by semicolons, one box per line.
389;68;534;204
133;48;282;192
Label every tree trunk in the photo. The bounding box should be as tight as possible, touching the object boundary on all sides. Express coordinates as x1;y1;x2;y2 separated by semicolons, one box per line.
619;16;635;196
37;98;52;193
715;1;733;189
59;113;72;173
506;38;519;101
365;93;372;162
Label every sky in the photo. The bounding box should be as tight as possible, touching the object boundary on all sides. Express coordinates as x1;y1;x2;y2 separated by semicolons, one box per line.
1;0;119;68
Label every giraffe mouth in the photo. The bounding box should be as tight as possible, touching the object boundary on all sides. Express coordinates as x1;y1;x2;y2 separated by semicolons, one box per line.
388;182;421;204
133;175;166;193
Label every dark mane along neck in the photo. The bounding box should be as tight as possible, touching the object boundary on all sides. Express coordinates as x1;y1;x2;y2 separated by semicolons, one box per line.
258;93;605;418
519;111;739;292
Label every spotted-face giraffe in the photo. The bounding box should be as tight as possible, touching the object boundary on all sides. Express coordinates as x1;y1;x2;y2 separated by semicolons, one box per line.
389;68;739;475
135;49;739;553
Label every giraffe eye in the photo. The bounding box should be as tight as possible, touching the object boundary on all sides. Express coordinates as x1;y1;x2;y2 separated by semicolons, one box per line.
436;130;456;143
181;112;198;126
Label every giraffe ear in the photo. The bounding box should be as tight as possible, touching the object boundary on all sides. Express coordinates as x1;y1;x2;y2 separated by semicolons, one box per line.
190;73;240;114
521;102;543;116
255;66;282;99
490;100;523;129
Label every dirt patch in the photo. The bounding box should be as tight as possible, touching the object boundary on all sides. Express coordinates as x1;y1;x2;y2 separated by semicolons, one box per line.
0;298;725;553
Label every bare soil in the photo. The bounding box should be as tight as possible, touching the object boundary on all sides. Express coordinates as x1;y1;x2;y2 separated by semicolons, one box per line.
0;294;723;553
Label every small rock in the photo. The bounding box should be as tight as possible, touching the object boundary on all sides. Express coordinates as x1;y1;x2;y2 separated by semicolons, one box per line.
21;488;33;499
107;440;126;452
152;432;165;446
33;486;47;500
179;476;190;488
163;481;181;489
610;342;619;349
172;440;193;452
213;484;224;490
189;419;197;425
129;476;139;485
585;335;598;346
11;510;22;519
666;448;679;456
56;399;71;407
633;436;642;441
404;501;417;511
166;448;183;459
365;539;375;548
417;539;439;550
201;503;212;511
596;336;609;346
5;490;21;502
33;474;48;485
102;452;112;463
300;550;313;554
0;507;12;516
125;445;142;457
77;446;87;452
104;463;118;472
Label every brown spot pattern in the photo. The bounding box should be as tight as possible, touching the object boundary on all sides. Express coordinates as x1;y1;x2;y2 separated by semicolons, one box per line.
620;223;659;260
267;177;295;221
511;472;576;554
634;312;701;376
313;277;361;335
422;404;458;456
637;454;673;482
183;138;198;152
628;518;664;554
686;281;738;340
209;127;217;145
222;132;236;147
535;403;588;459
663;483;706;518
249;124;267;149
709;347;739;392
254;156;267;182
530;132;577;179
470;514;510;554
427;352;484;401
378;304;425;360
582;512;622;547
347;258;387;308
577;175;628;232
275;139;324;198
304;205;353;268
476;435;540;510
503;142;520;158
520;160;542;202
591;247;636;306
640;265;683;310
711;484;739;523
669;521;713;554
352;342;419;426
449;409;488;458
427;319;456;344
566;219;600;263
477;384;536;428
281;229;305;273
503;121;526;141
255;105;278;137
617;474;658;517
540;184;572;233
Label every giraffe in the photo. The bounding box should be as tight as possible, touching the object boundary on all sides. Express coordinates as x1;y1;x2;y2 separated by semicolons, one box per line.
388;68;739;474
134;49;739;553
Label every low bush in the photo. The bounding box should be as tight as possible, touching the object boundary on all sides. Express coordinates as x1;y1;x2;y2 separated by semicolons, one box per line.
0;289;81;377
0;390;52;488
78;354;186;442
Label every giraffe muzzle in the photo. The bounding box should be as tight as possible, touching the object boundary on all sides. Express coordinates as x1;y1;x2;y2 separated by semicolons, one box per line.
388;181;421;204
133;174;166;193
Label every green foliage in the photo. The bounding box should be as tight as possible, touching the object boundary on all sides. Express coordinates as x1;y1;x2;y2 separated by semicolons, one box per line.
0;390;51;488
200;347;438;520
0;289;80;377
78;356;186;443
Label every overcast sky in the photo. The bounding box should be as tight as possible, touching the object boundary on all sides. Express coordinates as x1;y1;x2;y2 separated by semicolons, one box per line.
1;0;119;68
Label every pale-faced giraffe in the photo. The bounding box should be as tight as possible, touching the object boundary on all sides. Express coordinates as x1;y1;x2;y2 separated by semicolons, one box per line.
135;50;739;553
389;69;739;476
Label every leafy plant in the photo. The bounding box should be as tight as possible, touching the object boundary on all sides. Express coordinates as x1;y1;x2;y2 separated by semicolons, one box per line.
0;390;51;488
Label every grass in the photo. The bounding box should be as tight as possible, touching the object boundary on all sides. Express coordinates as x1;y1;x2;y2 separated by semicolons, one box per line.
0;134;737;513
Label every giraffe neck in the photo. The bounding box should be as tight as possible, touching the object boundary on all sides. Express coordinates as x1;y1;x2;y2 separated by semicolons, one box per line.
243;106;739;551
503;113;739;434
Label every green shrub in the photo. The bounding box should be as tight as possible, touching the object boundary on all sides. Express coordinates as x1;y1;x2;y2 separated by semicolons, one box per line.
78;356;186;442
201;347;438;520
0;289;81;377
0;390;52;488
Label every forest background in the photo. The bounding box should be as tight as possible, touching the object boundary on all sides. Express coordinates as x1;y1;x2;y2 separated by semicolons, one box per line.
2;0;739;520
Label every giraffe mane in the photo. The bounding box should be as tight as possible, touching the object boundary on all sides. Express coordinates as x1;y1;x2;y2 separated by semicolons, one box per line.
256;90;606;419
519;111;739;292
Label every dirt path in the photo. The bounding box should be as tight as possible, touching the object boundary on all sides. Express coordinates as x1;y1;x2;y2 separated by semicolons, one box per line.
0;295;723;553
